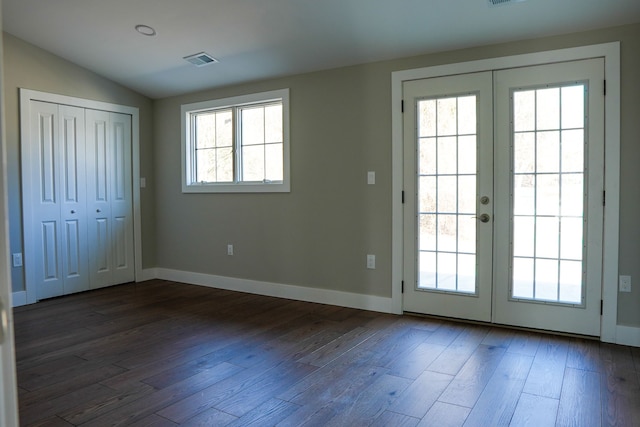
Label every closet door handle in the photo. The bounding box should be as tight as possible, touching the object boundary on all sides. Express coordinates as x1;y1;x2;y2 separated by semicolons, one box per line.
96;209;102;213
0;297;7;344
70;210;76;214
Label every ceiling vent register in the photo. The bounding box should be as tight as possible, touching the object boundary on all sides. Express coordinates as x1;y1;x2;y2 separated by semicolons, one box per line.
184;52;219;67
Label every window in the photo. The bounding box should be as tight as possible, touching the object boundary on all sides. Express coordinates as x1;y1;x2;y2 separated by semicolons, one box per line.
182;89;290;192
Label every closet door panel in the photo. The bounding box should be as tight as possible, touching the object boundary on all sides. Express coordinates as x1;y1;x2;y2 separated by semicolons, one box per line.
59;106;89;294
110;113;134;284
86;109;113;288
27;101;64;300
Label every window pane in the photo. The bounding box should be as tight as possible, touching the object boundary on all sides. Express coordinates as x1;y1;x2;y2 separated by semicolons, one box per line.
457;254;475;293
514;90;535;132
560;217;583;260
418;100;436;138
537;131;560;173
536;174;560;216
458;175;476;214
419;137;436;175
561;174;583;217
418;251;436;289
559;260;582;303
513;257;534;298
513;175;535;215
513;216;534;258
437;252;457;290
241;106;265;146
419;176;436;212
437;137;457;174
437;98;457;136
195;148;215;182
457;96;476;135
536;216;559;259
561;85;584;129
458;215;475;254
536;88;560;130
195;113;216;148
419;214;436;251
561;130;584;173
514;132;535;173
265;143;283;181
457;136;476;174
242;145;264;181
216;147;234;182
265;104;282;143
437;214;457;253
437;176;457;213
215;110;233;147
535;258;558;300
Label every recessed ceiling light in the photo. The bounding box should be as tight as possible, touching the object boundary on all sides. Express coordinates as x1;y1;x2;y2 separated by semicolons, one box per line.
135;24;156;36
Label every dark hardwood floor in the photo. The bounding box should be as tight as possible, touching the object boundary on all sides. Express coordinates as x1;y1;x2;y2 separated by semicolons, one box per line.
13;280;640;426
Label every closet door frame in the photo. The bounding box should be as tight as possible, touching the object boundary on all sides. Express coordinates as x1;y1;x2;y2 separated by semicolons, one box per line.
20;89;142;304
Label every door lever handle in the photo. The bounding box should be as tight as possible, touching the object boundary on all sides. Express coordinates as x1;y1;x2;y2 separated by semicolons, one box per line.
473;213;491;223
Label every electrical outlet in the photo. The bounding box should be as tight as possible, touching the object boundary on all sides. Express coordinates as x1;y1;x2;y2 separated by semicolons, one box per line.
619;275;631;292
227;244;234;256
12;253;22;267
366;254;376;269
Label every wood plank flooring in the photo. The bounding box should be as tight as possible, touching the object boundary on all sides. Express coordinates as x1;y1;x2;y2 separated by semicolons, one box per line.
13;280;640;426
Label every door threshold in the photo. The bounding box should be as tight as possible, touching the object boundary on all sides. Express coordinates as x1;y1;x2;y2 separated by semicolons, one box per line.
403;311;600;341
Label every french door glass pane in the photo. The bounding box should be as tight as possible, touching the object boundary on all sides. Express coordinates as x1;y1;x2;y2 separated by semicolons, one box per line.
511;83;586;304
417;95;477;293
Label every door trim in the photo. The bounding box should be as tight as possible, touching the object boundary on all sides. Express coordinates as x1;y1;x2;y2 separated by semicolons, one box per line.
19;89;142;304
391;42;620;343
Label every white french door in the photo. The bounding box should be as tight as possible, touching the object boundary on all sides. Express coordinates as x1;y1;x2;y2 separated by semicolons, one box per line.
403;59;605;336
403;72;494;322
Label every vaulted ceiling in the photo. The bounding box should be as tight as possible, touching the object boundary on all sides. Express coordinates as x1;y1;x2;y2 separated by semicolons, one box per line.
4;0;640;99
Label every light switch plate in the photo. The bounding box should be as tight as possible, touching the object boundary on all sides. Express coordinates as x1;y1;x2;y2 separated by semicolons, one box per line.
367;171;375;185
619;275;631;292
227;244;234;256
12;253;22;267
366;254;376;269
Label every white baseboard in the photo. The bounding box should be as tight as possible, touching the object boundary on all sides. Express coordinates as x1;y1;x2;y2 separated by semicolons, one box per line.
615;325;640;347
11;291;27;307
153;268;395;314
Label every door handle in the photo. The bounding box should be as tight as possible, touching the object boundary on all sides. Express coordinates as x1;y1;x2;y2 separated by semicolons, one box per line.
473;213;491;223
0;297;7;344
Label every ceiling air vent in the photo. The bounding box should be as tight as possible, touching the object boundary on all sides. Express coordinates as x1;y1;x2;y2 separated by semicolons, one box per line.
488;0;526;6
183;52;218;67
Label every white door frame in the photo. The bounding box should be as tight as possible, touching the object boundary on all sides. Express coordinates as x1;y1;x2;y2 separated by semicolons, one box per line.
391;42;620;343
19;89;143;305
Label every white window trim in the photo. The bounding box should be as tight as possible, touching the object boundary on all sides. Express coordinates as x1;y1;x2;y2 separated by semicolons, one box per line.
181;88;290;193
391;42;620;344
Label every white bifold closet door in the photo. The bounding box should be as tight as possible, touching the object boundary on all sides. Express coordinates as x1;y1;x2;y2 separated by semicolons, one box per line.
23;101;134;301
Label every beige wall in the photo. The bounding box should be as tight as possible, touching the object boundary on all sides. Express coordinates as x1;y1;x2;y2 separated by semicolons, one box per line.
2;33;155;293
154;22;640;327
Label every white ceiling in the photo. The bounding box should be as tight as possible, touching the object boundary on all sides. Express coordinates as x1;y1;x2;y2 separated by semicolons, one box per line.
4;0;640;99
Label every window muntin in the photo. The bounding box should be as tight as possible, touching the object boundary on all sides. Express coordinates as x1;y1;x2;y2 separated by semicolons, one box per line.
182;89;290;193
